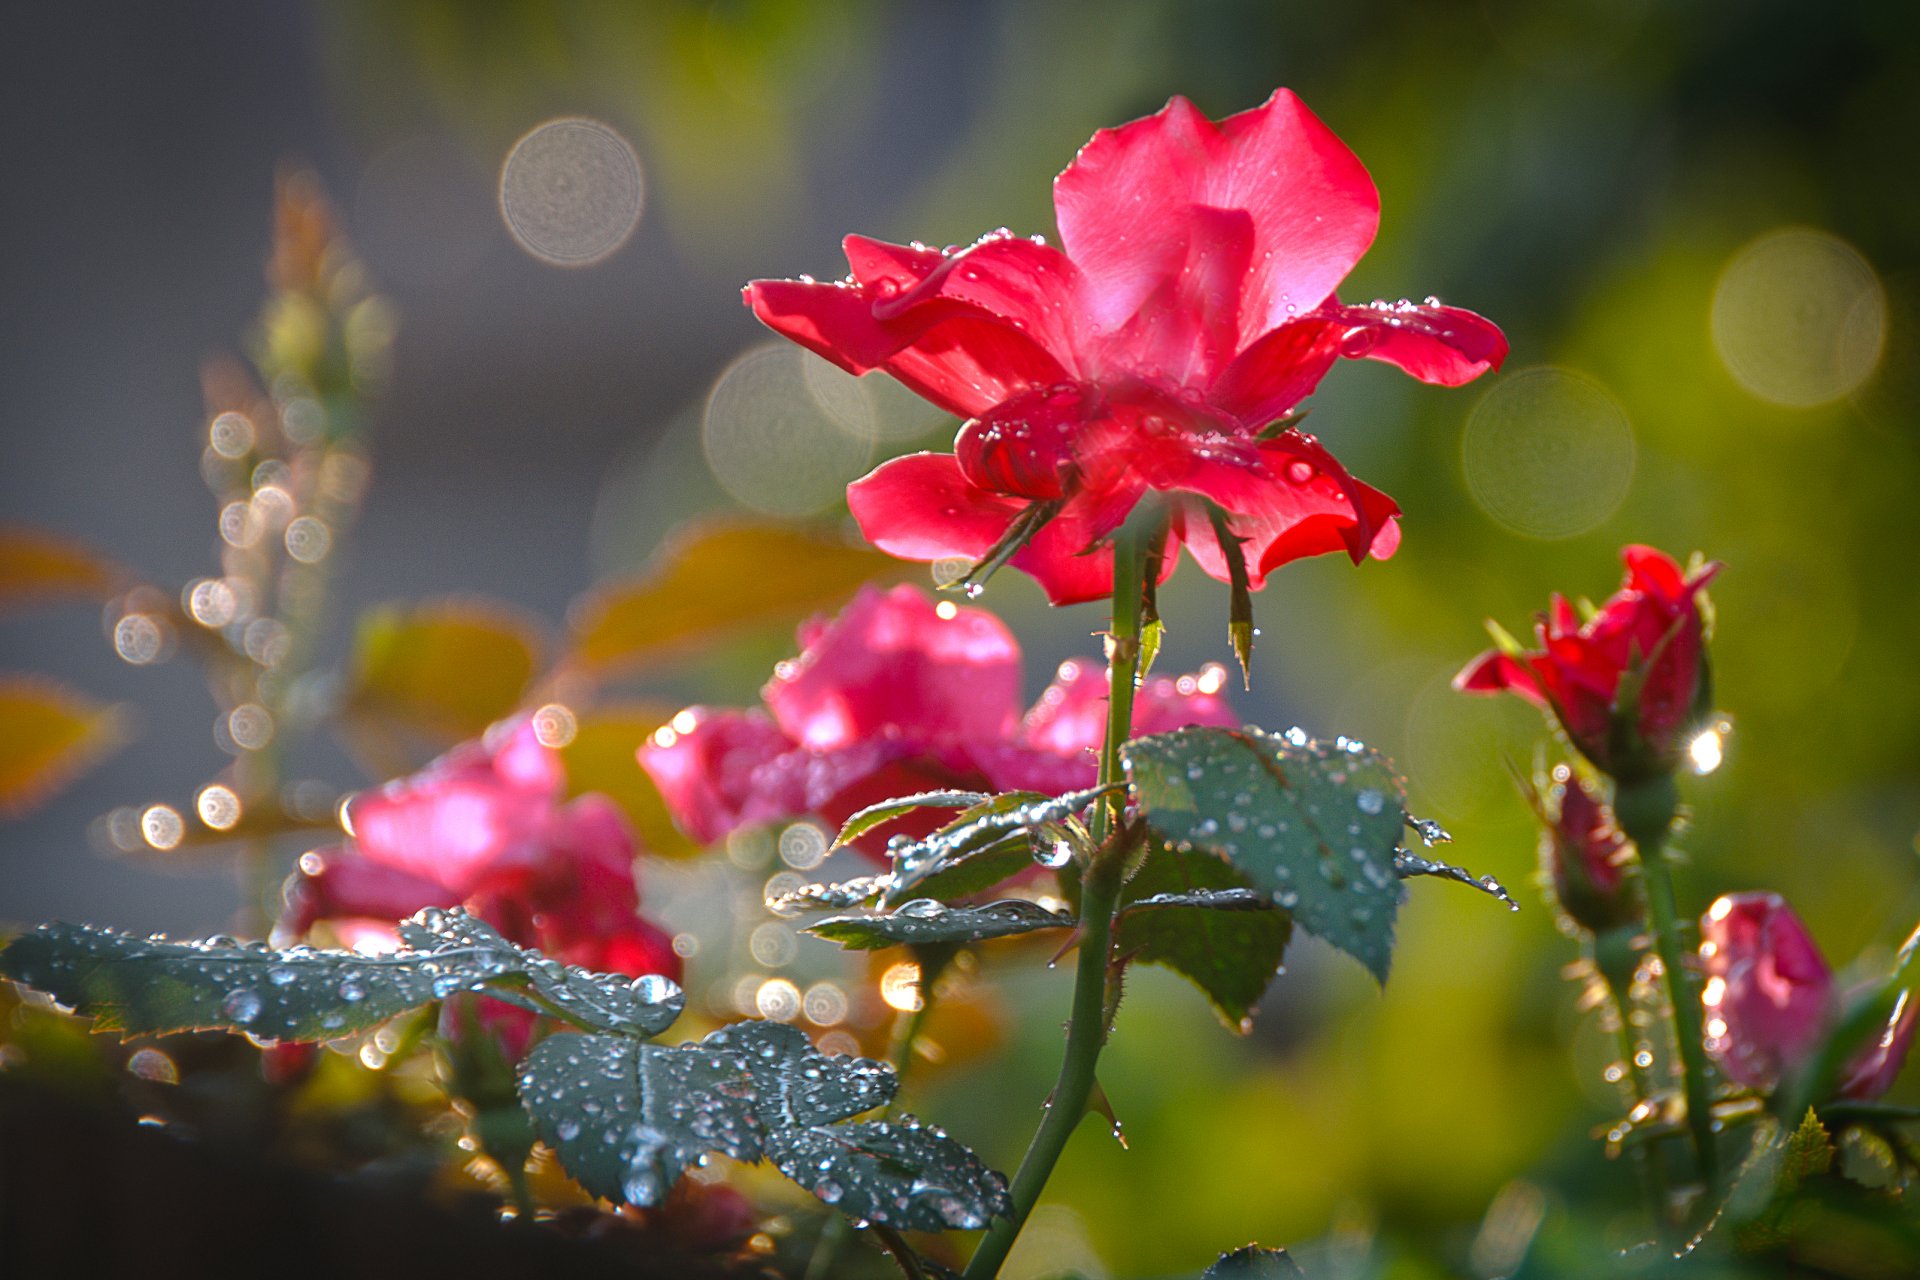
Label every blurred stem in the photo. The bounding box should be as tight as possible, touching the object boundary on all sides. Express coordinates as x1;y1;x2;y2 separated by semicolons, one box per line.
805;948;952;1280
1594;927;1672;1239
1618;773;1718;1191
964;528;1142;1280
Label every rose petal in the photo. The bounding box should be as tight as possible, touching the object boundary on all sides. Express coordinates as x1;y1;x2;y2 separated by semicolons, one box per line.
847;453;1027;565
637;709;798;846
745;233;1083;419
1700;892;1837;1090
1054;90;1378;350
763;585;1022;749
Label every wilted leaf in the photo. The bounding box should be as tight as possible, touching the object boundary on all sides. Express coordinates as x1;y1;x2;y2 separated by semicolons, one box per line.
0;526;125;612
1124;727;1407;983
342;599;544;741
0;676;129;817
806;899;1074;950
1115;839;1291;1030
0;908;682;1043
567;521;901;677
555;703;694;858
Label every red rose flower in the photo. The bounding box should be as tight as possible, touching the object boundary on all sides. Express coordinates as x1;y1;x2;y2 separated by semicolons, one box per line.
1701;892;1917;1100
1455;545;1720;780
282;720;679;1056
744;90;1506;605
1539;765;1636;934
638;584;1236;857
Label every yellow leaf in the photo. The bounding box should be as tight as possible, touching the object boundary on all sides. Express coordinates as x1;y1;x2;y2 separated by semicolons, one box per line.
556;704;697;859
342;599;545;743
0;526;126;612
0;675;130;817
567;520;901;677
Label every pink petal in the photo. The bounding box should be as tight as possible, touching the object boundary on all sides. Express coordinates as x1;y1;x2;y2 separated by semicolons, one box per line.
744;232;1084;419
1700;892;1838;1090
1166;432;1402;585
281;848;462;938
1020;655;1238;758
1205;315;1343;427
1839;991;1918;1101
762;585;1022;749
846;453;1027;565
1453;651;1546;706
636;709;798;846
346;747;558;898
1313;300;1509;386
1054;90;1378;351
1093;205;1254;385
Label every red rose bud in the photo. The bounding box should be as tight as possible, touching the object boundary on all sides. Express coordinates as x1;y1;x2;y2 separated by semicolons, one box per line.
1701;892;1917;1101
745;91;1505;604
1539;765;1637;933
1456;545;1720;781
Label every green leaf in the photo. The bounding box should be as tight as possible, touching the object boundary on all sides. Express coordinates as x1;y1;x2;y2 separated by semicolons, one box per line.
520;1021;1009;1230
0;908;682;1042
1205;1244;1306;1278
911;836;1047;904
0;675;129;817
768;1117;1008;1231
1115;839;1291;1031
1124;726;1407;983
882;786;1115;907
567;521;900;678
833;790;992;849
341;599;544;742
805;899;1074;951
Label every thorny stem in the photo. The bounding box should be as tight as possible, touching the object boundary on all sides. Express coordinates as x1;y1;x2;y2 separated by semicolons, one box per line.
963;529;1144;1280
1617;773;1719;1193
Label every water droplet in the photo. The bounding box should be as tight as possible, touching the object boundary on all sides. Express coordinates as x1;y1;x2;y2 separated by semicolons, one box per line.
1355;788;1385;815
267;966;297;987
629;973;677;1004
815;1180;844;1204
338;979;366;1004
222;989;262;1024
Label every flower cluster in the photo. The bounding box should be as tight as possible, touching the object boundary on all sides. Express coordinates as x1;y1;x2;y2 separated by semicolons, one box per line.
639;584;1236;855
1456;545;1719;781
747;91;1506;604
283;720;679;1054
1701;892;1916;1101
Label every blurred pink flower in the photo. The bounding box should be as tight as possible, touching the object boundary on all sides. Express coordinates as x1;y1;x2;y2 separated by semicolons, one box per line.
284;720;679;1057
745;90;1505;605
1700;891;1916;1100
638;584;1236;857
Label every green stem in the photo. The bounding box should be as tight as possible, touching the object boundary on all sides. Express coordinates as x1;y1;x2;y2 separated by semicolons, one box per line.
964;531;1143;1280
1618;774;1718;1190
1594;928;1671;1238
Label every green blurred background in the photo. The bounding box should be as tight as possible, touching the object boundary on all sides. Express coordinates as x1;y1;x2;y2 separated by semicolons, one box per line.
3;1;1917;1274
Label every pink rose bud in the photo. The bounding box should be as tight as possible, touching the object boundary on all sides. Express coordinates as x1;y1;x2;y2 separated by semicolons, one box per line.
1701;892;1916;1101
1541;765;1636;934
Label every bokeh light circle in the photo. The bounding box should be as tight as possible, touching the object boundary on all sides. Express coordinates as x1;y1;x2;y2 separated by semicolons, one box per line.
498;117;644;267
703;344;875;516
1461;366;1634;539
1711;227;1886;408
